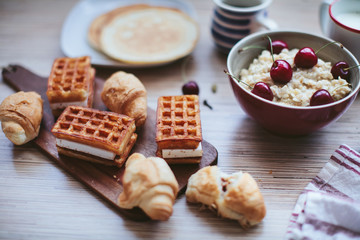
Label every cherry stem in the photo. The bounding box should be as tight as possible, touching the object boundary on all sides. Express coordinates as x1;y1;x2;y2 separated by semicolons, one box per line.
344;64;360;71
331;83;351;93
224;69;252;89
315;41;342;55
266;35;275;62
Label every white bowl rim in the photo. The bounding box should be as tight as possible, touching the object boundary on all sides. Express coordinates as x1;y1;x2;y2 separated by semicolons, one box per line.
227;29;360;110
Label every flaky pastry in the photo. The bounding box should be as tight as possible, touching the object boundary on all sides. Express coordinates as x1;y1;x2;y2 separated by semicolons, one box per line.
101;71;147;127
186;166;266;228
0;91;43;145
118;153;179;220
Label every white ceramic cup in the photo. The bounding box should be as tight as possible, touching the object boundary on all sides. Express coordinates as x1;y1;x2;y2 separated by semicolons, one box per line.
320;0;360;60
211;0;277;52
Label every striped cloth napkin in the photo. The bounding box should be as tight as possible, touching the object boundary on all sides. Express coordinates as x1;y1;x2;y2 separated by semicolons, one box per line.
284;144;360;240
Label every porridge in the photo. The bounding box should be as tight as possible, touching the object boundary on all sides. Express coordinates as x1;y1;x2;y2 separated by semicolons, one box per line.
239;49;352;106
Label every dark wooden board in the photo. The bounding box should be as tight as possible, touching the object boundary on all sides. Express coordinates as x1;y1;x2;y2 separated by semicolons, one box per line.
1;65;218;221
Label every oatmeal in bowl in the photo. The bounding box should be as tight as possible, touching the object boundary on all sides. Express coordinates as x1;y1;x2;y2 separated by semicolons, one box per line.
240;48;352;106
227;30;360;135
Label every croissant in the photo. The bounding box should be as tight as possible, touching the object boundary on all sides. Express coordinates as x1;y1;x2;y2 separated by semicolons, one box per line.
0;91;43;145
101;71;147;127
118;153;179;221
186;166;266;228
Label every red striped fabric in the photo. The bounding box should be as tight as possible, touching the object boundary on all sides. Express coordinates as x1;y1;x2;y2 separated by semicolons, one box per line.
285;144;360;239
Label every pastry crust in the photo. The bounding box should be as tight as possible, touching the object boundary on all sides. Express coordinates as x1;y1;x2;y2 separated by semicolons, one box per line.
118;153;179;221
224;172;267;226
0;91;43;145
185;166;266;228
186;165;220;207
101;71;147;127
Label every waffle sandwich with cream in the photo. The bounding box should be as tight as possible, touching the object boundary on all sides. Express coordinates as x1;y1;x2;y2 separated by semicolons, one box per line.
46;56;95;116
155;95;202;164
51;106;137;167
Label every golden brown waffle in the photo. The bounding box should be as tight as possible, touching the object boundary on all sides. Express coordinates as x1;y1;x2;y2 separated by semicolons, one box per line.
56;133;137;167
46;56;95;105
155;95;202;151
52;106;136;155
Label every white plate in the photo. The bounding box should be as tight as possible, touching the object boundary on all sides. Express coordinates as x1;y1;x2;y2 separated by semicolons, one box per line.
60;0;198;68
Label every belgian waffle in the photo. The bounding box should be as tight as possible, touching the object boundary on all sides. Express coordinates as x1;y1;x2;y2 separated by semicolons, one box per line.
155;95;202;163
56;133;137;167
46;56;95;114
52;106;137;167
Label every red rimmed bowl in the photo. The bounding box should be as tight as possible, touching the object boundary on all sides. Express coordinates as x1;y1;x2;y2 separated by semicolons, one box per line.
227;30;360;135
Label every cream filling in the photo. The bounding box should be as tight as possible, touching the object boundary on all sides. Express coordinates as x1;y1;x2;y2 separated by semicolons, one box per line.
162;143;202;158
50;97;88;109
56;138;116;160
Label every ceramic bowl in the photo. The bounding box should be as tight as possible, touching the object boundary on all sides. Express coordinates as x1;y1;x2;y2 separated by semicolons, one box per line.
227;30;360;135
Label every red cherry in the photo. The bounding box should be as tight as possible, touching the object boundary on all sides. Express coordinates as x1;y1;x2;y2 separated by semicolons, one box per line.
268;40;288;54
331;61;350;80
182;81;199;95
310;89;334;106
251;82;273;101
294;47;318;68
224;70;273;101
270;60;293;84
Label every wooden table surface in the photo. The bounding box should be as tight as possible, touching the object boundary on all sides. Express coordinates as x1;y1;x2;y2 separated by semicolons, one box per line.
1;0;359;239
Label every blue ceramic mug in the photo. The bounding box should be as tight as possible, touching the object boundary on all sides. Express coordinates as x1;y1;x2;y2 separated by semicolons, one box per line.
211;0;277;52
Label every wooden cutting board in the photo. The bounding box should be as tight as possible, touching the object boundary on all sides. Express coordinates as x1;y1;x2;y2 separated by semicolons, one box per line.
1;65;218;221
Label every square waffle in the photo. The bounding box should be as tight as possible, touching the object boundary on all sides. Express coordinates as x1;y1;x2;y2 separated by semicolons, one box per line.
56;133;137;167
51;106;137;167
155;95;202;163
46;56;95;114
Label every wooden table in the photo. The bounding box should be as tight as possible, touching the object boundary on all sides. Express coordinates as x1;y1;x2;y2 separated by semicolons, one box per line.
1;0;359;239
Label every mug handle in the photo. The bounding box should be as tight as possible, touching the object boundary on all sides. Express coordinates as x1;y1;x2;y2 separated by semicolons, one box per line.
320;0;333;35
255;13;278;31
259;18;278;30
